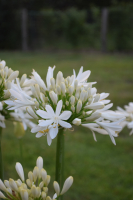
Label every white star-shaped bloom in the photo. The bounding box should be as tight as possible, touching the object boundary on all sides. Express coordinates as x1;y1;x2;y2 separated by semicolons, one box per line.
36;100;72;139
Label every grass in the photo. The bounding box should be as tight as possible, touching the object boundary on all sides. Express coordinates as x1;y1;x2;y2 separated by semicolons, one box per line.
0;51;133;200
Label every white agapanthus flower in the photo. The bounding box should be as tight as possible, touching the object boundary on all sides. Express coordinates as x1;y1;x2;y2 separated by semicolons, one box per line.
116;102;133;135
5;65;125;145
0;60;35;130
0;156;73;200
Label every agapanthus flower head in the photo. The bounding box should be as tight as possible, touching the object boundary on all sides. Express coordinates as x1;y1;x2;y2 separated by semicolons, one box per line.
5;65;125;145
116;102;133;135
0;156;73;200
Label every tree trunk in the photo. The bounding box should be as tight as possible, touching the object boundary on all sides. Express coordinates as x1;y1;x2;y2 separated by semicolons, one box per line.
101;8;108;52
21;8;28;51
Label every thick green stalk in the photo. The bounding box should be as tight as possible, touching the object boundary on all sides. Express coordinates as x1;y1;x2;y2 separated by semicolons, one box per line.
0;127;4;181
19;138;23;164
55;128;64;200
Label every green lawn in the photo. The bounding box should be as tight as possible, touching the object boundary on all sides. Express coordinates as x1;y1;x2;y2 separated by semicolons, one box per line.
1;51;133;200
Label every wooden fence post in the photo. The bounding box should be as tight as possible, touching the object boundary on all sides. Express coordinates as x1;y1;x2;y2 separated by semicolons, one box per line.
21;8;28;51
101;8;108;52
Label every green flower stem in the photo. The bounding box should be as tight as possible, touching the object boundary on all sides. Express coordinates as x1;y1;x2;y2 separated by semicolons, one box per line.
55;128;64;200
0;127;4;181
19;138;23;165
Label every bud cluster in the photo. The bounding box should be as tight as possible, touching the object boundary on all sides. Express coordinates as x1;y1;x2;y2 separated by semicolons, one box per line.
0;156;73;200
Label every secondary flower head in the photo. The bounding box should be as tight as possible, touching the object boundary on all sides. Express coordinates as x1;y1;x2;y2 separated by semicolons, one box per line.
5;65;125;145
116;102;133;135
0;156;73;200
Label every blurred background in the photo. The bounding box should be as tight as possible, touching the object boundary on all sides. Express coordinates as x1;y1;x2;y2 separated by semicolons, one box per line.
0;0;133;200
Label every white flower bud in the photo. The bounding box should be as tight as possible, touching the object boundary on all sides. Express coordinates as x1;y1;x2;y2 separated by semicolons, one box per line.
68;86;74;95
20;189;29;200
0;191;6;199
26;107;38;119
43;187;48;194
71;105;75;112
36;156;43;171
39;181;44;189
56;85;61;95
16;179;22;187
35;84;40;98
66;101;69;106
20;74;27;86
4;180;10;188
56;71;63;85
9;178;18;191
4;90;11;99
35;101;39;109
70;96;75;105
26;179;32;188
50;78;55;88
15;162;25;182
45;175;51;186
36;187;41;198
28;171;34;182
0;60;6;69
72;118;81;126
74;80;78;89
7;71;19;81
76;100;82;113
41;191;46;200
6;188;12;194
93;94;100;103
53;181;60;196
49;91;57;104
86;112;101;121
60;82;66;95
6;81;11;89
85;102;104;110
60;176;73;195
33;167;39;182
7;68;13;77
0;179;7;192
31;185;38;198
31;86;37;97
88;96;93;104
80;90;86;101
20;183;27;189
41;169;47;182
87;88;91;97
46;197;51;200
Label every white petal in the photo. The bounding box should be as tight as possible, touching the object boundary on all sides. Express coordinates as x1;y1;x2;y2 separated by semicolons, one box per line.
36;157;43;170
49;127;58;139
45;105;55;116
47;133;52;146
60;176;73;195
56;100;62;116
59;120;72;128
59;111;72;120
36;132;44;138
39;119;53;127
36;110;51;119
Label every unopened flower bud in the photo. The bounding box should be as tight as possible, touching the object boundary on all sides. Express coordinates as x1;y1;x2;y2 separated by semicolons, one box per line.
45;175;51;186
80;90;86;101
9;178;18;191
56;71;63;85
66;101;69;106
36;156;43;171
8;71;19;81
39;181;44;189
46;197;51;200
0;179;7;192
49;91;57;104
70;96;75;105
28;171;33;182
86;112;101;121
60;176;73;195
0;191;6;199
0;60;6;69
20;74;27;86
41;191;46;200
76;100;82;113
60;82;66;95
35;84;40;98
4;180;10;188
33;167;39;182
26;179;32;188
50;78;55;88
15;162;25;182
41;169;47;182
31;185;37;197
56;85;61;95
26;107;38;119
71;105;75;112
74;80;78;89
53;181;60;195
72;118;81;126
68;86;74;95
43;187;48;194
94;94;100;103
20;189;29;200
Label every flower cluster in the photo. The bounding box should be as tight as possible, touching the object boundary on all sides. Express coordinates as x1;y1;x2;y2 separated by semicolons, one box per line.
0;156;73;200
5;65;125;145
116;102;133;135
0;60;35;132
